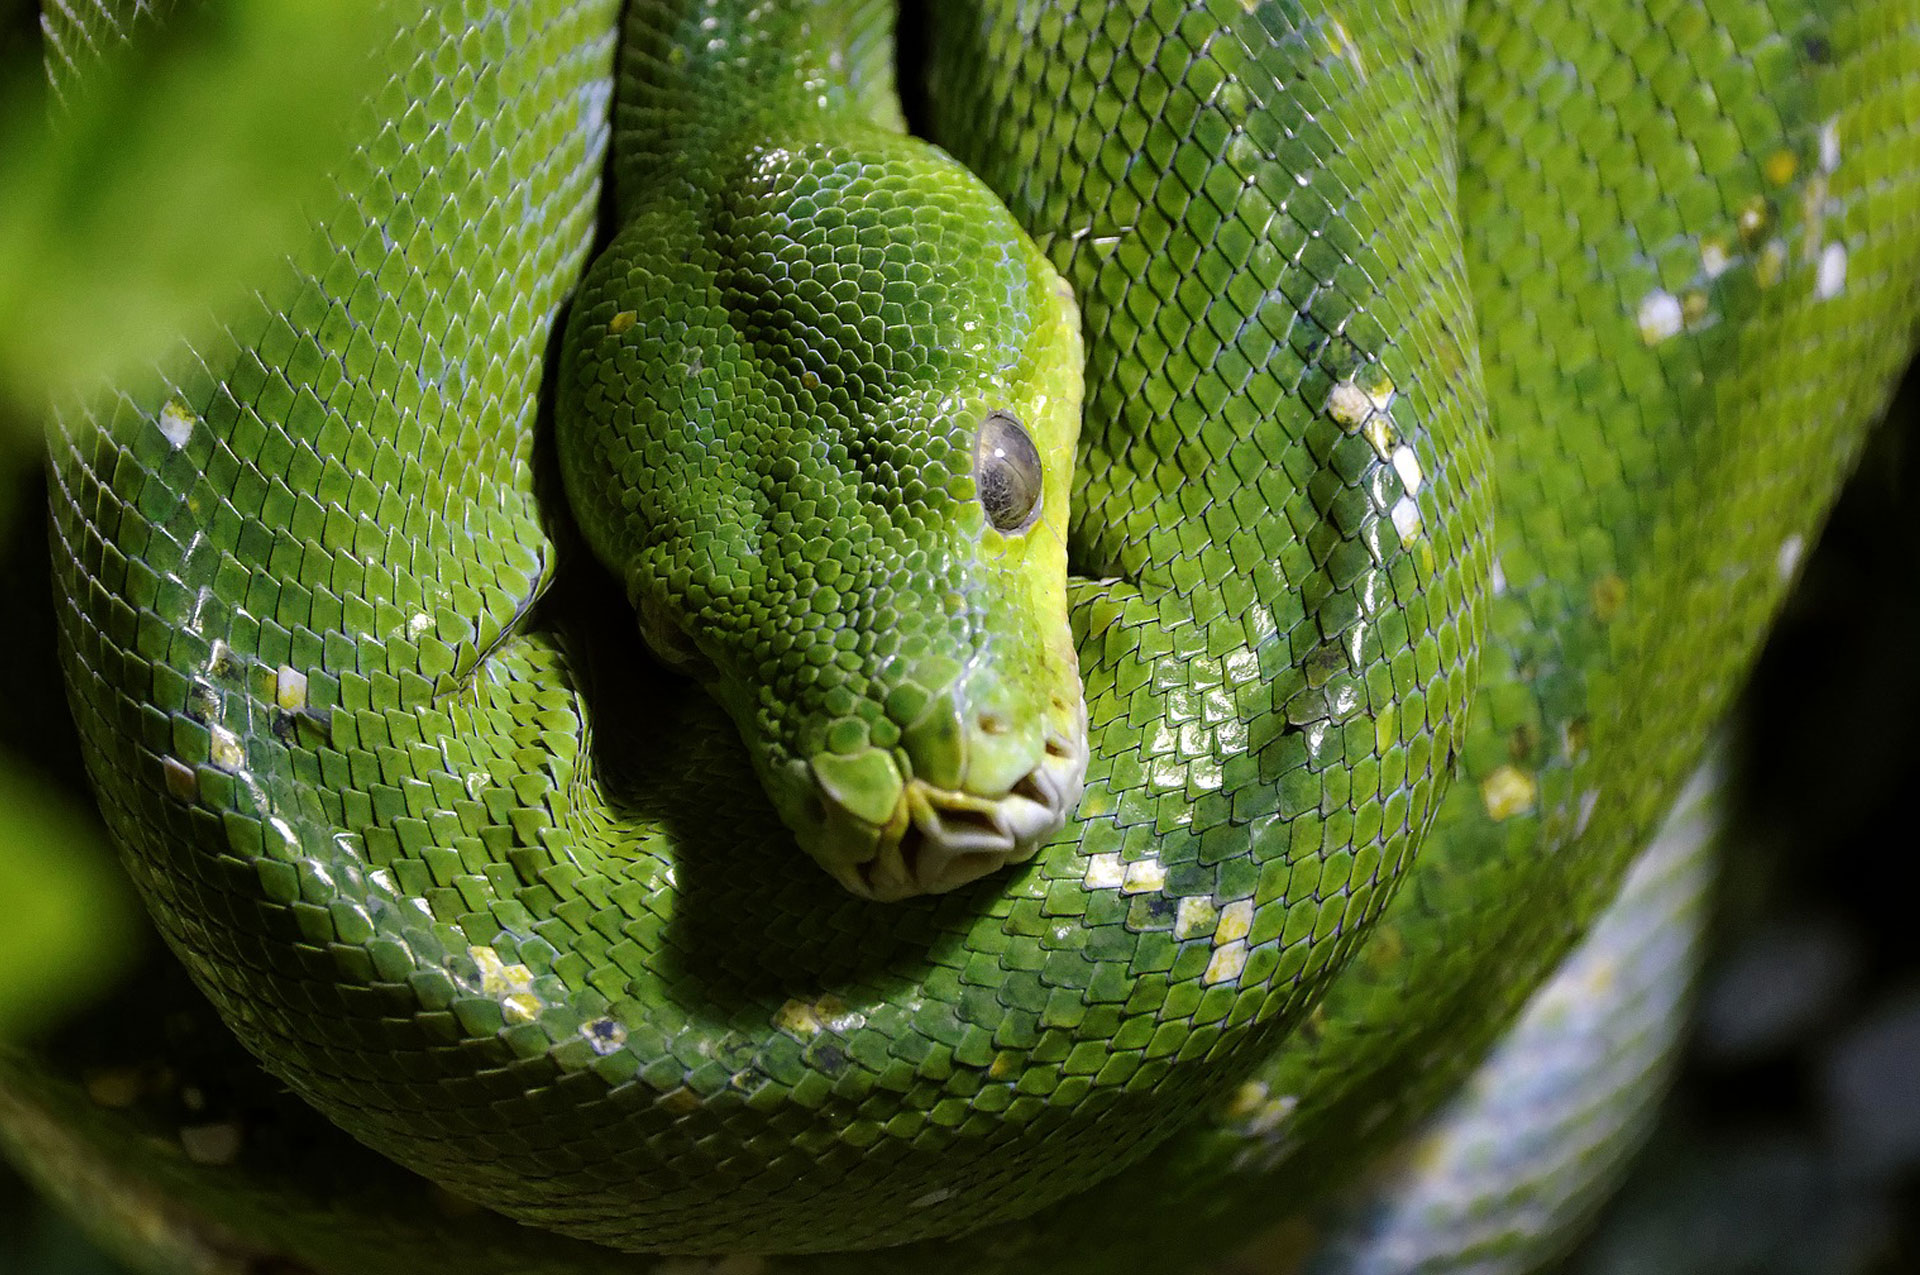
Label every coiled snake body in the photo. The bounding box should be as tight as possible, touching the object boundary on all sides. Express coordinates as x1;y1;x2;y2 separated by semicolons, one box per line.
18;0;1920;1268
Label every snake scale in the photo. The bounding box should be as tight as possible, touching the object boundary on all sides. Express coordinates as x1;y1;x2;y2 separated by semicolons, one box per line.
8;0;1919;1268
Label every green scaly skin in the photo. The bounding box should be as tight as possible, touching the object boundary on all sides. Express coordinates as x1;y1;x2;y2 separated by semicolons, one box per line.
3;0;1916;1271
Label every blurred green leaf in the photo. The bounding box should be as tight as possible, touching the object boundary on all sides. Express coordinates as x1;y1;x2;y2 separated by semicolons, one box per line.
0;765;134;1039
0;1;391;416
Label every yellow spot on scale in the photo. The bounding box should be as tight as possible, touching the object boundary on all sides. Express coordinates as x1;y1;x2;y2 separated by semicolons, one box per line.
467;945;534;999
1327;379;1373;428
1736;197;1771;246
1329;372;1395;436
502;993;541;1025
1763;149;1799;186
1175;896;1219;939
1083;852;1125;890
1204;940;1249;985
1480;765;1536;821
1215;899;1254;945
1121;857;1166;894
608;310;637;335
275;666;308;713
1681;292;1710;326
1591;573;1627;622
209;725;244;771
774;999;824;1037
773;993;862;1038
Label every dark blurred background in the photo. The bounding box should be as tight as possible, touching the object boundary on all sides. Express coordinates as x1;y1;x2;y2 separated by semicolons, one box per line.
1560;353;1920;1275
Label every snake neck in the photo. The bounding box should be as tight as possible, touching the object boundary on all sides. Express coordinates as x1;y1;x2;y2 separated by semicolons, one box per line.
613;0;903;213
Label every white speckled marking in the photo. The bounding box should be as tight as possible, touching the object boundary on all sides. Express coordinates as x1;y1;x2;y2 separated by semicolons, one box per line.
275;666;308;712
582;1017;628;1056
1776;533;1806;580
1636;289;1683;343
158;400;195;449
1700;240;1732;279
1083;852;1124;890
1390;443;1422;495
1327;379;1372;427
1817;242;1847;299
1391;495;1421;540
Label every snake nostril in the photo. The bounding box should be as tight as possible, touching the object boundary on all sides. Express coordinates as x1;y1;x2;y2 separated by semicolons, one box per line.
1044;736;1073;759
978;713;1007;735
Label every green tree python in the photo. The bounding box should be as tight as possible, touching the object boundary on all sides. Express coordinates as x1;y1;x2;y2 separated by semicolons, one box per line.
5;0;1919;1269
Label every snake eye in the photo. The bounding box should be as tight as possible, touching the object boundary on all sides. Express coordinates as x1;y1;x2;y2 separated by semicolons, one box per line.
975;410;1043;534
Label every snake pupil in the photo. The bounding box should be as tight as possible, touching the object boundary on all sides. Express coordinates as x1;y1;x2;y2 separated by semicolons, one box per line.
975;410;1043;533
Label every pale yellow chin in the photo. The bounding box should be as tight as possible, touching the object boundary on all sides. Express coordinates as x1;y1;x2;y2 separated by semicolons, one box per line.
802;695;1089;902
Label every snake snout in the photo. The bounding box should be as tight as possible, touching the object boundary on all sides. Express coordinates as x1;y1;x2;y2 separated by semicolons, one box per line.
883;723;1086;898
817;693;1088;902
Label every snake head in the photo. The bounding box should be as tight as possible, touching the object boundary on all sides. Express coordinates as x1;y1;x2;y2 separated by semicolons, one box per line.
558;127;1087;900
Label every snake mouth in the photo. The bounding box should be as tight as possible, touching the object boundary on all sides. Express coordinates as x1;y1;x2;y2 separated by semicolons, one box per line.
826;708;1088;902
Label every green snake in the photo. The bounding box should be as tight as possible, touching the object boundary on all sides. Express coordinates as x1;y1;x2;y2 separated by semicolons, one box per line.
11;0;1920;1268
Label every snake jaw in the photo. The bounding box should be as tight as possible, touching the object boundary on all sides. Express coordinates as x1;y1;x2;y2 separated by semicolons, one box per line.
808;696;1089;902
